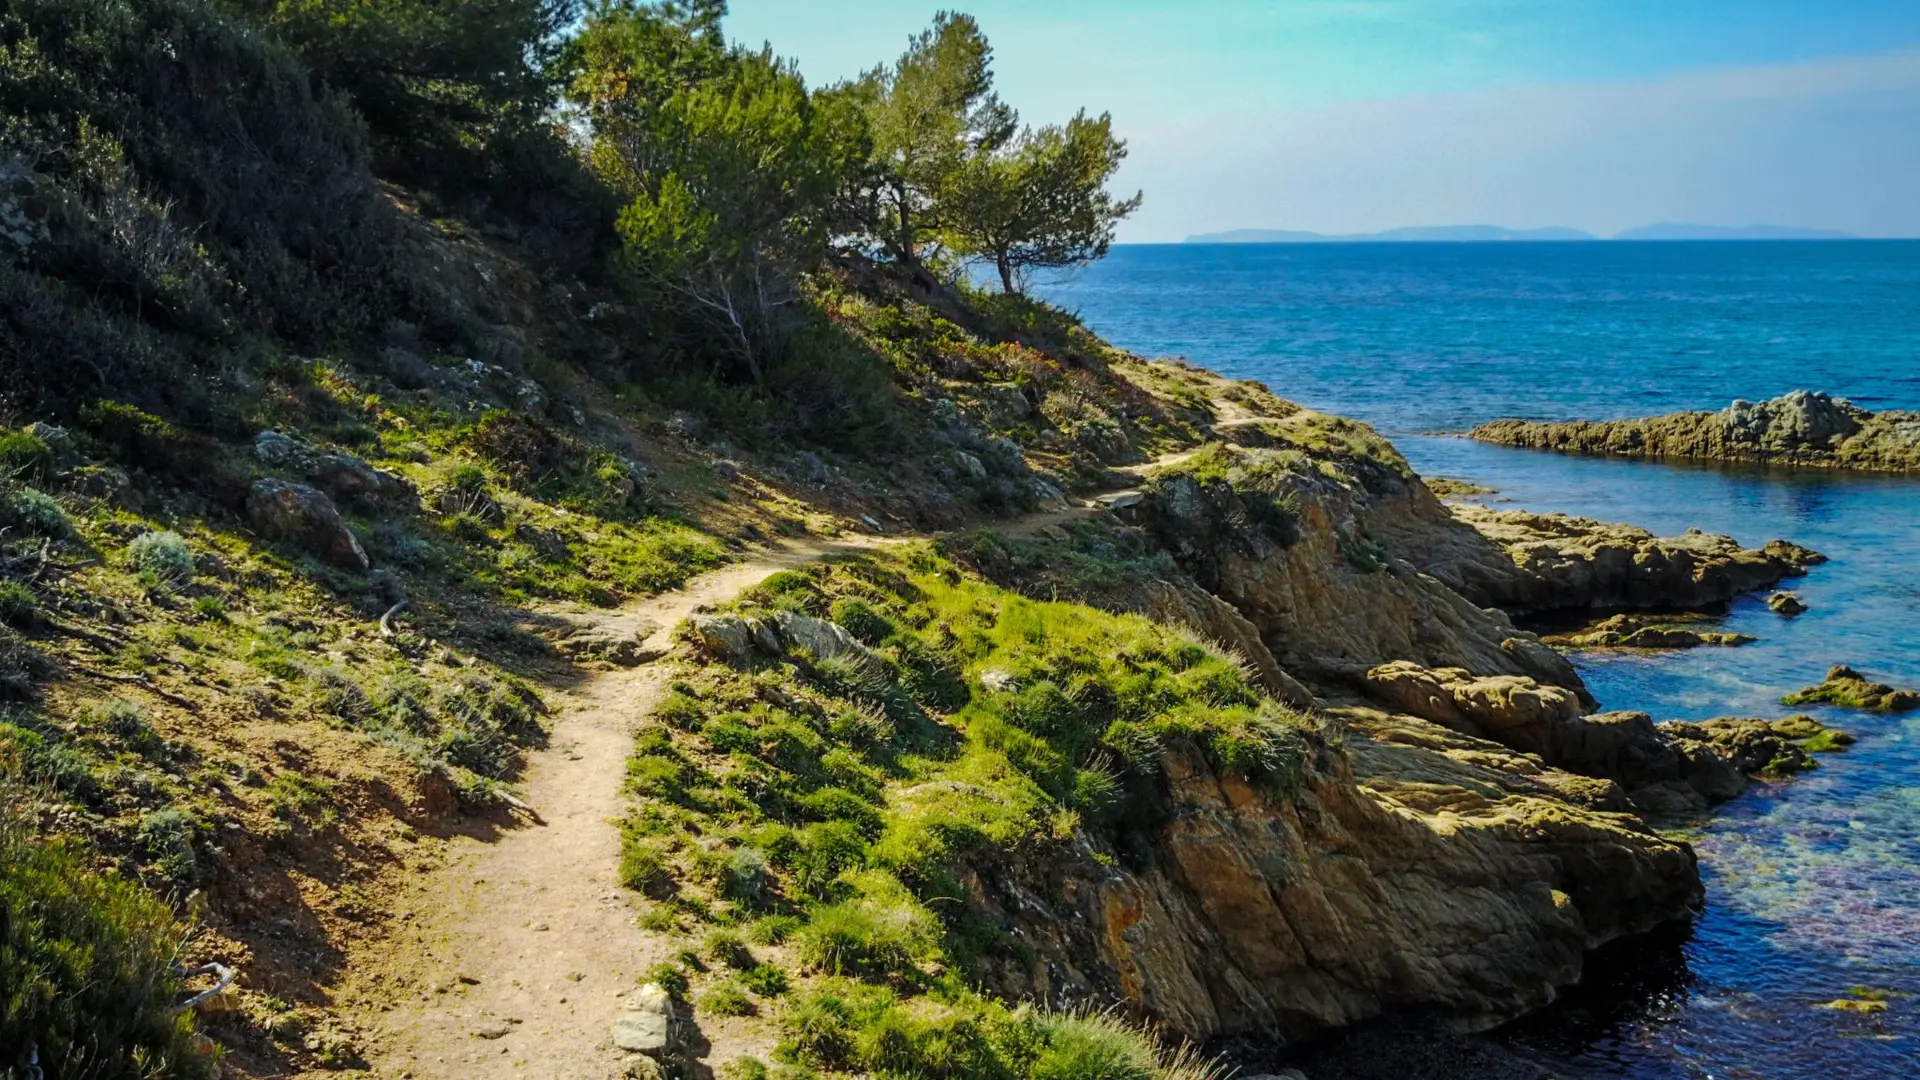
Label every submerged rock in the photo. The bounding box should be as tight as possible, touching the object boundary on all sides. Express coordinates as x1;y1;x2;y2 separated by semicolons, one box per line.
1470;390;1920;474
1782;665;1920;712
1767;591;1808;616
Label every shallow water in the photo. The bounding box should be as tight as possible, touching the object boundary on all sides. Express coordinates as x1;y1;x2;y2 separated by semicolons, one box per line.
1037;243;1920;1079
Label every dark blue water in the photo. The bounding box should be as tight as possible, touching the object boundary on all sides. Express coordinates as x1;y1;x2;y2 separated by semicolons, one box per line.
1037;243;1920;1080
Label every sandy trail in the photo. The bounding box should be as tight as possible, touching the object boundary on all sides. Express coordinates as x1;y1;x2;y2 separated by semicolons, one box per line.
323;538;886;1080
317;449;1205;1078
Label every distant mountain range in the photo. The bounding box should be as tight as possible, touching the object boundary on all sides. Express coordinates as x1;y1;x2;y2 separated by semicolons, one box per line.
1184;223;1858;244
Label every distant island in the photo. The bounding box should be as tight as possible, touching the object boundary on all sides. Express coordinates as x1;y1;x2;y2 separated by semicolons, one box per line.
1186;223;1859;243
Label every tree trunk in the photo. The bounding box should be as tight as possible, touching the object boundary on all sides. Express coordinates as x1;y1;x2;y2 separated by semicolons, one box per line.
997;250;1015;294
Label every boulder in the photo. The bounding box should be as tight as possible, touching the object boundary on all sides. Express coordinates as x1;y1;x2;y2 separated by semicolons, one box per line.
546;612;665;667
1767;591;1807;616
1448;505;1818;614
610;983;673;1055
246;479;369;570
685;615;753;661
253;430;418;510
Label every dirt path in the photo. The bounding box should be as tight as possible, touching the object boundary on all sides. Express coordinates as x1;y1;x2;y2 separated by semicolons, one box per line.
321;538;886;1080
316;450;1206;1079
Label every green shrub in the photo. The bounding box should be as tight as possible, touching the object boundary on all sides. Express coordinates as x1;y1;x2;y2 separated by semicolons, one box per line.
830;598;894;644
740;963;790;997
703;927;755;970
0;772;215;1079
129;531;195;590
645;961;691;1000
793;874;940;979
190;596;226;621
790;820;868;898
0;431;54;480
135;807;199;883
0;0;407;415
9;488;71;537
699;978;758;1017
719;1058;772;1080
94;699;162;757
0;580;38;628
750;914;803;946
620;839;672;895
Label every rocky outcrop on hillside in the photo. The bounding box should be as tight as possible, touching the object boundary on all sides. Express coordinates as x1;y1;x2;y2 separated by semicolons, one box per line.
1128;445;1591;702
1470;391;1920;473
973;735;1701;1043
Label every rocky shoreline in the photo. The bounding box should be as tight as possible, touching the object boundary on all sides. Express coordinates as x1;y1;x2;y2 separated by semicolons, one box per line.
959;415;1859;1063
1469;390;1920;473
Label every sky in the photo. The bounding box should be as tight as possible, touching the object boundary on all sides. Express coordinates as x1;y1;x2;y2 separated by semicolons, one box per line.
724;1;1920;242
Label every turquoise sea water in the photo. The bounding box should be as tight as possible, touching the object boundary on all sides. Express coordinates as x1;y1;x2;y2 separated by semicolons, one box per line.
1036;242;1920;1080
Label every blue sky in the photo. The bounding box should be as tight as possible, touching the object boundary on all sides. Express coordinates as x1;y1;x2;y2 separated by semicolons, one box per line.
725;1;1920;241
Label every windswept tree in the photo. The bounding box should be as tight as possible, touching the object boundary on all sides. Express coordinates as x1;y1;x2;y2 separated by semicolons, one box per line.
570;2;865;381
944;110;1142;293
859;12;1016;267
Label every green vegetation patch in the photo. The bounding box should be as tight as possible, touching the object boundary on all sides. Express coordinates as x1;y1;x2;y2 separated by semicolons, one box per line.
1;769;216;1079
627;546;1308;1078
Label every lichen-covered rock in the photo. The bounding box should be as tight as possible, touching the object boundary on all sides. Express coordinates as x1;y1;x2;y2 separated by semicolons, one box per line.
684;614;752;660
1470;391;1920;474
681;611;879;672
543;611;665;667
1782;665;1920;712
246;479;369;569
253;430;418;510
610;983;673;1055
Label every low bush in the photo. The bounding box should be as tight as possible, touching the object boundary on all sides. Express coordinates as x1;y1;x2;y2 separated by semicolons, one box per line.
0;580;38;628
8;488;71;537
129;531;195;590
699;978;757;1017
0;430;54;480
0;770;215;1078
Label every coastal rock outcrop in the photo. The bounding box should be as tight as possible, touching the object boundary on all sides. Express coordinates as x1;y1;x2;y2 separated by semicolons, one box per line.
1782;665;1920;712
972;734;1701;1043
1444;506;1818;613
1352;661;1847;813
1470;391;1920;473
1542;614;1753;649
1128;439;1590;701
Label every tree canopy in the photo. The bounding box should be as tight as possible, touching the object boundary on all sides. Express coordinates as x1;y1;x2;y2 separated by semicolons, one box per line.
944;110;1142;293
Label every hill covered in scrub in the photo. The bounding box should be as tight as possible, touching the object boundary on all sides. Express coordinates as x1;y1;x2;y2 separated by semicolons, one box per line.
0;4;1849;1080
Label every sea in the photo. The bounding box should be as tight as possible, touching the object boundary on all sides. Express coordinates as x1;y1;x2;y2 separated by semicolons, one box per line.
1035;241;1920;1080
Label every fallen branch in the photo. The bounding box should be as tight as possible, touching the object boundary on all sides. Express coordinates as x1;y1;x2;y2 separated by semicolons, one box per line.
171;962;236;1016
378;599;408;640
101;671;194;709
42;616;124;653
